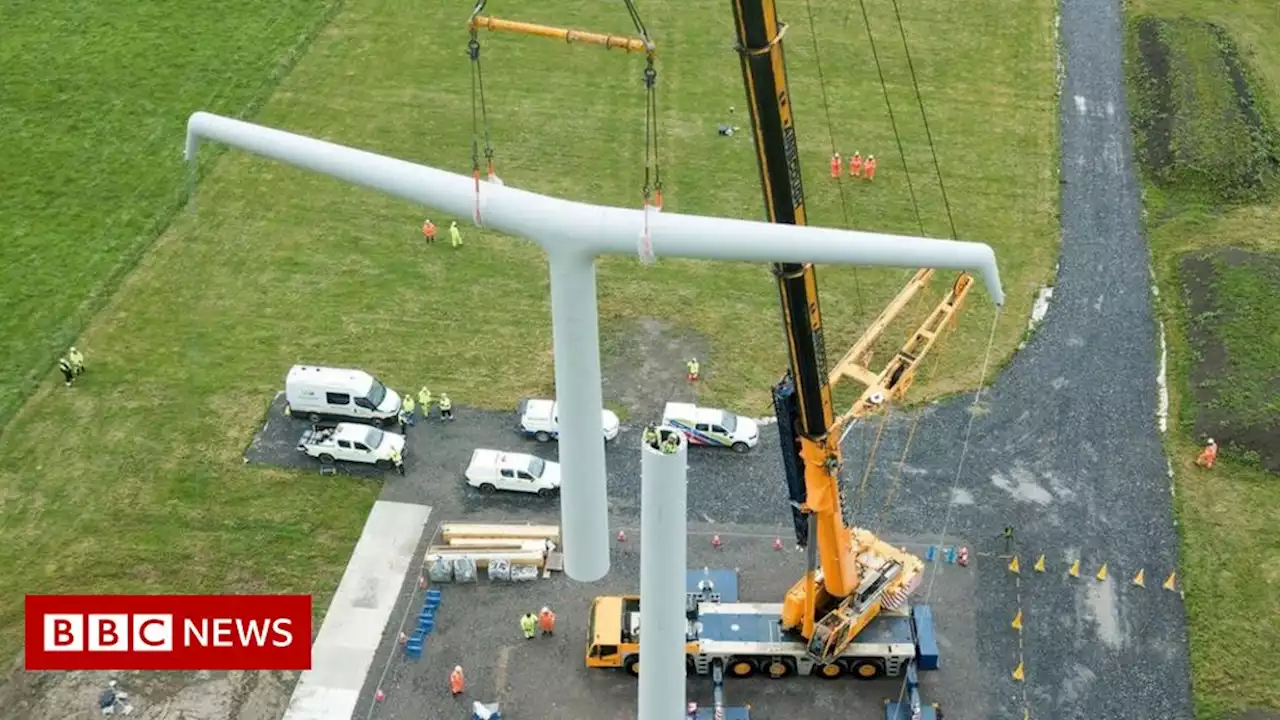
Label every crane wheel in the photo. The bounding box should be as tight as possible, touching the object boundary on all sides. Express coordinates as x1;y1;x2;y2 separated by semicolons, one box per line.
851;658;884;680
815;662;845;679
728;659;756;678
766;659;795;678
624;656;640;676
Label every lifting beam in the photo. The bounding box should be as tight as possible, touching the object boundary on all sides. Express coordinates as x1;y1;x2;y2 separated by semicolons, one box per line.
468;16;652;54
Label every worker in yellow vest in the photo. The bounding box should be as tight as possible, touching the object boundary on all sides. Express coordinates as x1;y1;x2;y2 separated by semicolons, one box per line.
417;386;432;421
402;393;417;427
439;394;454;421
449;221;463;248
390;447;404;475
686;358;700;382
68;346;85;375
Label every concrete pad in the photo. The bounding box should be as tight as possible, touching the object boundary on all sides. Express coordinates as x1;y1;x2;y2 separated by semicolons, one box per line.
283;501;431;720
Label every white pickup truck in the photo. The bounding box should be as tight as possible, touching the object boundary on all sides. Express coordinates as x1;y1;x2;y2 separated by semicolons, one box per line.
297;422;405;468
517;398;620;442
465;449;561;497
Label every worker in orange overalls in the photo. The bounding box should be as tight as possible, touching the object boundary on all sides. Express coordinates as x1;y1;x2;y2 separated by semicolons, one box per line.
538;606;556;636
1195;438;1217;469
829;152;841;178
422;219;437;243
864;155;878;181
850;151;863;178
449;665;465;696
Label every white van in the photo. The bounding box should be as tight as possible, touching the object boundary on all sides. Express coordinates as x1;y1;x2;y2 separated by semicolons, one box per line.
661;402;760;453
284;365;402;425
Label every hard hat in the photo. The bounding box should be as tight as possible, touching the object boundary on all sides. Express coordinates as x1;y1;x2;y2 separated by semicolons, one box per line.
454;665;462;672
70;346;77;352
1207;438;1215;445
869;154;876;159
451;220;458;227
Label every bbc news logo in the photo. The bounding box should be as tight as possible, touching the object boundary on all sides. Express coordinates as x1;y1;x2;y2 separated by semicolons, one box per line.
25;595;311;671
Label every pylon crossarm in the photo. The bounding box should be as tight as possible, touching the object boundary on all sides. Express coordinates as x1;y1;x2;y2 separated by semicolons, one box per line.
469;16;653;54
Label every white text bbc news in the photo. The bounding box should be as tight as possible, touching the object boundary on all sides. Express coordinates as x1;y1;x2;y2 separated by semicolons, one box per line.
43;614;295;652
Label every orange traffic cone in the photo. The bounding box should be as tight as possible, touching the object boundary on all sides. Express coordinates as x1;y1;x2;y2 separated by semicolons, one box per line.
957;546;969;567
711;534;722;549
418;575;426;589
375;689;385;702
773;537;783;551
617;530;626;542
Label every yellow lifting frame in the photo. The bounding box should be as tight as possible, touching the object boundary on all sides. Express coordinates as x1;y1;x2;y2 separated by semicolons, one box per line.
830;270;975;426
469;15;654;54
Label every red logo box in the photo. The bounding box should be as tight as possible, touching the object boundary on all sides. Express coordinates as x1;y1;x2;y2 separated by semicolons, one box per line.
25;595;312;671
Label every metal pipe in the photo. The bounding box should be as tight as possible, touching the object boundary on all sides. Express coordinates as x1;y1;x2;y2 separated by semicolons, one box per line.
638;426;688;720
183;111;1008;582
184;113;1006;305
470;15;651;53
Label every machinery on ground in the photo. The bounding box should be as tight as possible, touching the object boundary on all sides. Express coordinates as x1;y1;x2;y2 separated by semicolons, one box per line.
464;449;561;496
586;570;939;717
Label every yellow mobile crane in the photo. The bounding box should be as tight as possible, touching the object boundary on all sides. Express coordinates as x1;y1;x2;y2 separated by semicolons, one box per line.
731;0;972;665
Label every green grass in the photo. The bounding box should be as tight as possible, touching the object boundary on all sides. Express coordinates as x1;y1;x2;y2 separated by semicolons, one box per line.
1125;0;1280;715
0;0;1059;664
0;0;347;426
1196;255;1280;426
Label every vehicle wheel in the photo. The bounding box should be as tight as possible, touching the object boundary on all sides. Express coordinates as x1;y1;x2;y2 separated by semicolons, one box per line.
765;658;795;679
537;488;558;498
686;658;697;676
318;454;335;464
371;416;385;427
732;442;750;454
727;659;756;678
850;658;884;680
478;483;497;494
535;431;551;443
375;459;392;470
814;661;845;679
624;656;640;677
308;413;321;423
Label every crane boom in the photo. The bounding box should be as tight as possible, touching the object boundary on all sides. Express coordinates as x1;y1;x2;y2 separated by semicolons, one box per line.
731;0;927;664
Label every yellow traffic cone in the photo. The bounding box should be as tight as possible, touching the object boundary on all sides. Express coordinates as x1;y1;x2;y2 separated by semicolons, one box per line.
1012;661;1025;681
1096;564;1108;581
1033;554;1045;572
1132;569;1145;587
1163;572;1177;591
1008;555;1021;574
1011;610;1023;631
1068;559;1080;578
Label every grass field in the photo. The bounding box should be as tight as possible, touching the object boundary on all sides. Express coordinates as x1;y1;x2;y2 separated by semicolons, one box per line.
1125;2;1280;716
0;0;346;426
0;0;1059;666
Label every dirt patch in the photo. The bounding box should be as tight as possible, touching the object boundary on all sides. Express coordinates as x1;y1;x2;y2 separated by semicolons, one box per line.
0;663;296;720
1127;16;1278;202
600;317;711;421
1132;17;1175;178
1179;248;1280;471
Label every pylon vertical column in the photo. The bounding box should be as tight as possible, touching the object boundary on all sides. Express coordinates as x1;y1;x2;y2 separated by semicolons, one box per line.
638;426;688;720
547;249;611;582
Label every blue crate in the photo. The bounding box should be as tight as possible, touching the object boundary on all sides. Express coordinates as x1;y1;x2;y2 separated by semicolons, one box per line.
404;635;424;660
425;588;442;609
925;546;937;562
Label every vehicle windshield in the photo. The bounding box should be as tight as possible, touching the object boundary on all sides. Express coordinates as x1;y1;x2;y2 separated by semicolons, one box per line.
363;427;385;448
365;380;388;408
719;412;737;433
527;457;546;478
